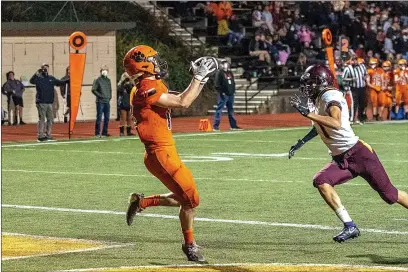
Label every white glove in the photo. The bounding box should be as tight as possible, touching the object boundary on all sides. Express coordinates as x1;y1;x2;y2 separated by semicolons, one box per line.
194;58;217;82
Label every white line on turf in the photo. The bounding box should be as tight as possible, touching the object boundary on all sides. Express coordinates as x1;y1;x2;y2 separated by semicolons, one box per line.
3;169;408;188
1;127;310;148
1;169;302;183
3;204;408;235
2;244;134;261
2;232;136;261
392;218;408;221
51;262;408;272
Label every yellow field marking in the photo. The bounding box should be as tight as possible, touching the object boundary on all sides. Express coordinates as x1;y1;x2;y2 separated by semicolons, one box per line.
1;233;135;260
54;263;408;272
84;267;403;272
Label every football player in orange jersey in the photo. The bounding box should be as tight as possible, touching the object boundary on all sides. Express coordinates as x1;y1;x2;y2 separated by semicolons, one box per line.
366;58;384;121
380;61;393;120
394;59;408;119
123;45;217;262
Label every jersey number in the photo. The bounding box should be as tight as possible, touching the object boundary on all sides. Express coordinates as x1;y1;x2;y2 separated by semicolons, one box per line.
166;110;172;130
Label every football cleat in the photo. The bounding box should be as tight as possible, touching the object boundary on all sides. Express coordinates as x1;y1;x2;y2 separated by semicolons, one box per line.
126;193;144;226
333;226;360;243
182;243;206;262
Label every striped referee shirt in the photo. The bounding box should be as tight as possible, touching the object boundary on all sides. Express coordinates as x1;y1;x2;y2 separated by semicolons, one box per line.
342;64;367;88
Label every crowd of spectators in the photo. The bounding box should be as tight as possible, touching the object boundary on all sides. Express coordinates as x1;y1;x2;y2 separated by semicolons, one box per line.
175;1;408;77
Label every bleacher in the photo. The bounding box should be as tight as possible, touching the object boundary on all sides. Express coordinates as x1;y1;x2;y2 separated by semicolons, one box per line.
154;1;306;114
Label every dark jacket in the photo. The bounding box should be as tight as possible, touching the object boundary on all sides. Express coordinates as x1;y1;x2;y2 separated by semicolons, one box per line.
117;80;134;109
30;72;65;104
2;79;25;99
215;70;235;96
92;76;112;103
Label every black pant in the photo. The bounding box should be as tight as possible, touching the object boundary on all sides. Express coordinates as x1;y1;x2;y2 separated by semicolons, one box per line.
352;87;366;121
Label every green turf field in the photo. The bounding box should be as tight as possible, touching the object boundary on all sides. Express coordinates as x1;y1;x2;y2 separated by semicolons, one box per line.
2;123;408;272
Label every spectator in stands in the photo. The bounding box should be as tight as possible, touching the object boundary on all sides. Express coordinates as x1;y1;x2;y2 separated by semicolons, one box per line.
249;32;271;65
297;25;315;47
401;28;408;59
117;72;135;137
228;14;245;45
252;5;266;28
2;71;25;125
355;43;366;59
301;42;318;62
216;1;232;22
30;63;66;142
262;5;274;34
213;59;241;131
295;53;308;75
92;65;112;138
60;66;70;123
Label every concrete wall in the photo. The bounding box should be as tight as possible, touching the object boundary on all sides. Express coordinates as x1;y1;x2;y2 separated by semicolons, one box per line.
2;32;117;124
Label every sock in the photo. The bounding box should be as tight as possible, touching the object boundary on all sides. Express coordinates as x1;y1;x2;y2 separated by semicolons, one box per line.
335;206;355;228
119;126;124;135
139;195;160;209
126;126;133;135
182;229;195;245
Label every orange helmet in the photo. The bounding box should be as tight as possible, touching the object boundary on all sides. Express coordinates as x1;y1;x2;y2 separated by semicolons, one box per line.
398;59;407;66
382;61;391;70
357;58;365;64
369;58;378;66
123;45;168;79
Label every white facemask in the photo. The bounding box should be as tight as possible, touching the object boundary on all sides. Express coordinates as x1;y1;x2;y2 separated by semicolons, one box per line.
101;70;108;77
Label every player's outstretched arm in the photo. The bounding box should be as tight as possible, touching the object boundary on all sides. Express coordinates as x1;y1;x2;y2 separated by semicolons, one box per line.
288;127;317;159
154;58;216;109
307;105;341;130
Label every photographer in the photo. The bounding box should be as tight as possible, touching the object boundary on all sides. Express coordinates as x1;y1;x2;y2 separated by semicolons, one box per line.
117;72;135;136
30;63;66;142
2;71;25;125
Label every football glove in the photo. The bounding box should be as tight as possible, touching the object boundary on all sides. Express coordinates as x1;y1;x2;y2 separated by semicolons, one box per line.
190;57;218;83
288;139;304;159
290;94;310;117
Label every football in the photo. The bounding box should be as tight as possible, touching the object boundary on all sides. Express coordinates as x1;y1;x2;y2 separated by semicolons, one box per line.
189;56;220;76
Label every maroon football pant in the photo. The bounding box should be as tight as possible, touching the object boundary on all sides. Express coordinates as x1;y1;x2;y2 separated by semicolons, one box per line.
313;141;398;204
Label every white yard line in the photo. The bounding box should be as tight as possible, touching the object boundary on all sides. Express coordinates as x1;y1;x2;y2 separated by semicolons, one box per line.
2;232;135;261
2;204;407;236
52;262;408;272
392;218;408;221
1;169;302;183
1;127;310;148
2;244;134;261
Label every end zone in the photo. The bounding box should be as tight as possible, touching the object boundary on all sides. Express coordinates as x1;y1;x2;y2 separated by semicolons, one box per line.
1;233;135;261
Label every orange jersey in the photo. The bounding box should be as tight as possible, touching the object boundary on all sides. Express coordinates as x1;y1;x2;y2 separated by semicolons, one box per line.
367;67;384;91
132;77;175;149
381;71;393;92
394;68;408;86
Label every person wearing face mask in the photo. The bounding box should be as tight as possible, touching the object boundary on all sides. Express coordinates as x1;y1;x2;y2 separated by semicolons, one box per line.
30;63;67;142
213;60;242;131
92;65;112;137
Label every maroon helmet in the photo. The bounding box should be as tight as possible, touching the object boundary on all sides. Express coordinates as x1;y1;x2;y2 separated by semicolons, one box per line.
300;64;335;101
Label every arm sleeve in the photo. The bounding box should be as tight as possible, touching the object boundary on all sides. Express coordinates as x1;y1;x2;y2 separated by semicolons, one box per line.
300;126;318;144
30;73;38;84
342;67;350;79
91;79;99;97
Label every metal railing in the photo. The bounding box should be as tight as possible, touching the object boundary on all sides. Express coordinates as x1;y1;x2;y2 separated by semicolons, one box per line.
142;2;207;53
244;73;301;115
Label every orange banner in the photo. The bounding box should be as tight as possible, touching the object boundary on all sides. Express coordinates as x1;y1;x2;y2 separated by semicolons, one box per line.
68;31;87;138
322;29;338;88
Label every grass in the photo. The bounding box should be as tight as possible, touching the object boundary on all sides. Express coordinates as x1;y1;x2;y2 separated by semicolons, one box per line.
2;123;408;272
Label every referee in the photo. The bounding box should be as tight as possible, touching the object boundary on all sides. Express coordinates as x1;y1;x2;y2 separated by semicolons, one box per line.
342;55;367;124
